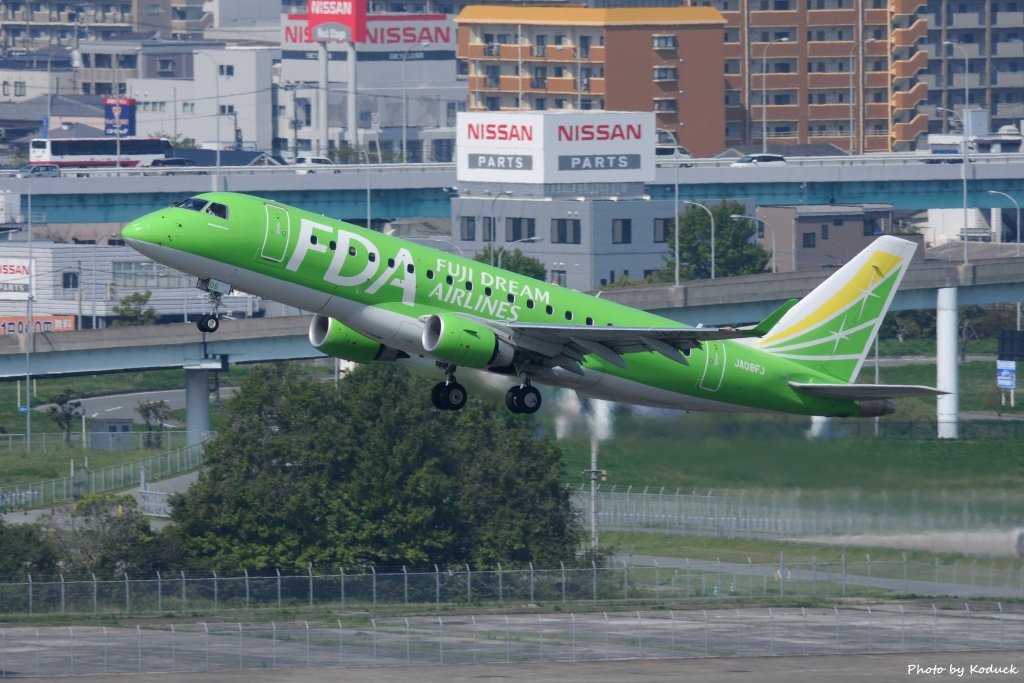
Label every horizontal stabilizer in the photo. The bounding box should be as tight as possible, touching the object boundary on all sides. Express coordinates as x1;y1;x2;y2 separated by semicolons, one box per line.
743;299;799;337
789;381;948;401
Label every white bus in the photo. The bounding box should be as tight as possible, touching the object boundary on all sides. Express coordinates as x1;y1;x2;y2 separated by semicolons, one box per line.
29;137;173;168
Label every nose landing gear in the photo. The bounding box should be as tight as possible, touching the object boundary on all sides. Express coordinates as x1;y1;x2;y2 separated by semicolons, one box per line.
431;365;467;411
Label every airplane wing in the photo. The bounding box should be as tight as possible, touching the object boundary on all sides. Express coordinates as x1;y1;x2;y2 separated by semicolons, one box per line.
788;382;948;401
463;299;800;375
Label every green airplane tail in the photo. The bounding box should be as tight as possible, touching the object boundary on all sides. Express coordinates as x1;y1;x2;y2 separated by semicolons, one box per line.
752;235;917;383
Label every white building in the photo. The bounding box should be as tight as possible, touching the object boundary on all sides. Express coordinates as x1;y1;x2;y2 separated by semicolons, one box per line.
128;46;279;153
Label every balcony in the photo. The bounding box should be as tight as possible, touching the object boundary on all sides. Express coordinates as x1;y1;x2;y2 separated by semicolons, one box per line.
890;51;927;79
994;41;1024;59
891;81;927;110
994;72;1024;88
892;19;927;48
951;12;982;29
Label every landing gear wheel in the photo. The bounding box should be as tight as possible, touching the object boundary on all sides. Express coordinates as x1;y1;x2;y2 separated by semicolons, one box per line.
197;314;219;333
505;385;542;414
432;381;468;410
441;382;467;411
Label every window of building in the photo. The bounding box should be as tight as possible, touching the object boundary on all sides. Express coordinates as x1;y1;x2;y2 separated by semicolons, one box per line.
506;217;535;242
550;270;567;286
802;232;816;248
218;64;234;77
652;35;677;49
482;216;495;242
460;216;476;241
612;219;632;244
653;66;676;81
653;98;677;112
14;81;26;97
112;261;190;288
551;218;581;244
1;82;8;96
485;65;500;87
62;272;79;289
654;217;673;243
821;225;829;240
219;104;235;114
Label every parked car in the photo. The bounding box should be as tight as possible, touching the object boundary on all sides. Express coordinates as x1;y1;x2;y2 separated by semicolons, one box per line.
730;154;787;168
293;156;340;174
12;163;61;178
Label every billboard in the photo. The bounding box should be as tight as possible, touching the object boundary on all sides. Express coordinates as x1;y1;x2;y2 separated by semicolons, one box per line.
457;111;656;184
0;258;32;301
103;97;136;137
0;316;76;335
285;14;453;53
306;0;367;43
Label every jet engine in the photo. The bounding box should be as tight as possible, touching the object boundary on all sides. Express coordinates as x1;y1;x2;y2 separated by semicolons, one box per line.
421;313;514;368
308;314;406;362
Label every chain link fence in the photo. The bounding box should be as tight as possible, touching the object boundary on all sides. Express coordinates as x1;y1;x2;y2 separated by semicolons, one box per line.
1;604;1020;677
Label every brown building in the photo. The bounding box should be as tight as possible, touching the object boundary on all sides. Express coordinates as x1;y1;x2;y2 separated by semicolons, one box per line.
456;6;726;157
712;0;926;153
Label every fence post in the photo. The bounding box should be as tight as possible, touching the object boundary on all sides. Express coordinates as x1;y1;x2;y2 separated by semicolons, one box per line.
604;612;610;659
560;562;566;604
170;624;176;672
636;611;643;658
156;571;162;613
212;570;218;612
902;553;908;593
622;560;629;600
571;613;577;660
505;614;511;663
371;565;377;607
841;548;847;597
833;606;840;653
272;622;277;669
237;622;243;669
92;573;98;614
305;621;310;668
203;623;209;671
434;564;440;606
405;617;411;662
308;564;314;609
592;560;597;602
703;609;709;656
124;573;130;613
136;624;142;672
244;569;250;610
181;570;187;611
768;607;775;655
402;566;408;606
867;606;873;653
965;603;971;649
59;574;65;615
276;568;282;611
27;575;32;616
801;606;808;655
932;603;938;649
69;627;75;675
498;562;504;604
103;626;109;672
900;604;906;652
530;562;535;603
466;564;472;604
998;602;1005;649
439;616;445;664
338;619;344;666
537;613;542;661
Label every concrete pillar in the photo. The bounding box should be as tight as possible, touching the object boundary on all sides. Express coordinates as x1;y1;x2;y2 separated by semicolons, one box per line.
318;41;329;157
185;368;210;447
936;287;959;439
346;43;358;147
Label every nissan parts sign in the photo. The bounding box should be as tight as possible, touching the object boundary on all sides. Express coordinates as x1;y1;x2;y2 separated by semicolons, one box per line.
456;111;655;184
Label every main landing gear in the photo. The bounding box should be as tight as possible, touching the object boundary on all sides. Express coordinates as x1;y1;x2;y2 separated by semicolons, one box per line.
429;365;543;414
505;383;542;414
431;366;467;411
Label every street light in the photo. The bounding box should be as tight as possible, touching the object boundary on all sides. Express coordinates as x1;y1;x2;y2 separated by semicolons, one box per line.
404;236;464;255
937;106;969;265
195;51;221;171
761;37;789;154
362;149;372;228
402;41;429;163
987;190;1020;258
684;200;716;280
944;40;970;117
487;190;512;263
497;235;544;270
731;213;775;274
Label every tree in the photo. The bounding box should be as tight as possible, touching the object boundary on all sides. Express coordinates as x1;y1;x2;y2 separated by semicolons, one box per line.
151;133;198;149
137;400;172;448
44;388;82;446
660;200;770;281
112;290;160;327
41;494;166;577
474;245;548;280
0;520;58;580
167;363;581;571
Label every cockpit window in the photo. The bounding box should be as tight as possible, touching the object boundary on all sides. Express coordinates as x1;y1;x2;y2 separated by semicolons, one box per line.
173;197;209;212
205;202;228;219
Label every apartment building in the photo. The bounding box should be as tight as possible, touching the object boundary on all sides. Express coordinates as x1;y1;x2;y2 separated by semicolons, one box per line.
0;0;209;51
456;6;726;157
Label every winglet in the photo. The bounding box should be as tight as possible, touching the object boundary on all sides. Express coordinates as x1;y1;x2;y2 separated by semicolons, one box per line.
745;299;799;337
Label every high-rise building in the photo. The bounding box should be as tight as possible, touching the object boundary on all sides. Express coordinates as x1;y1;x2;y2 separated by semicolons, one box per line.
456;6;726;157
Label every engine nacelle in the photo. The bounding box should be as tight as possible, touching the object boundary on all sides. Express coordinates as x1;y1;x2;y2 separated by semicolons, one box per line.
421;313;514;368
308;314;405;363
857;399;895;417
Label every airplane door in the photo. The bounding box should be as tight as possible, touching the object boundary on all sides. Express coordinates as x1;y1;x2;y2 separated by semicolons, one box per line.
262;204;290;263
699;341;726;392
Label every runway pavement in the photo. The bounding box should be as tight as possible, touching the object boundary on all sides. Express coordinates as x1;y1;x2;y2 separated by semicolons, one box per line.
8;651;1024;682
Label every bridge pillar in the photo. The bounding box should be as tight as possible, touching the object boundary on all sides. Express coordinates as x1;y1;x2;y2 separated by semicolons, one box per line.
936;287;959;439
185;368;210;447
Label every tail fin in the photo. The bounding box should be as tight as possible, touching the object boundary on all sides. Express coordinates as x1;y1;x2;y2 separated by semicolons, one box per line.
753;235;916;382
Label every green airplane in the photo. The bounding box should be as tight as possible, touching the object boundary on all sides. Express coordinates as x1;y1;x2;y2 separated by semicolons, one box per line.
122;192;942;416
